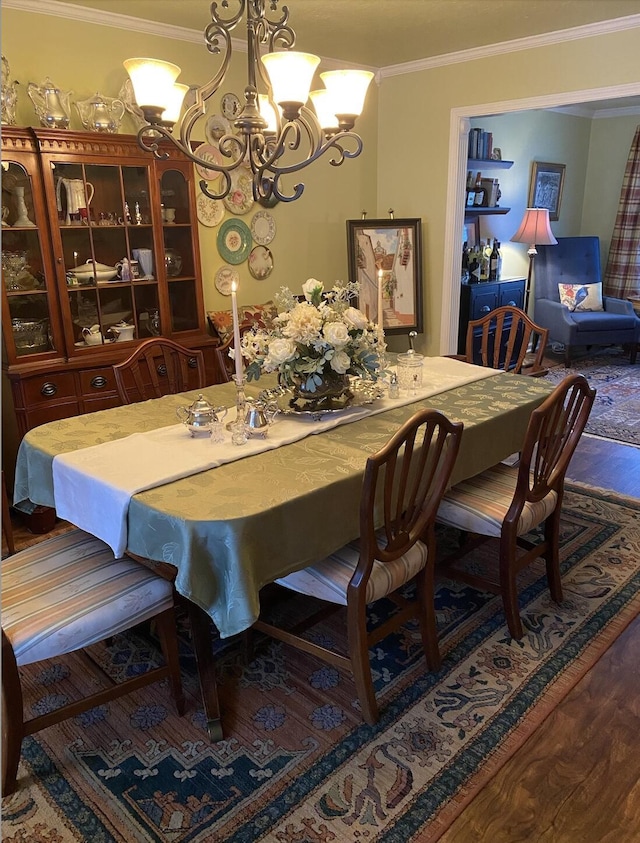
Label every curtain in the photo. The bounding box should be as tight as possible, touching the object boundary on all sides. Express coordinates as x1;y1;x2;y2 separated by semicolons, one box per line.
604;124;640;300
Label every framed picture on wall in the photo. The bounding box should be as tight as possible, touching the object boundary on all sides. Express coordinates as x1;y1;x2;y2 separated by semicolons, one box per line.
528;161;566;221
346;218;423;335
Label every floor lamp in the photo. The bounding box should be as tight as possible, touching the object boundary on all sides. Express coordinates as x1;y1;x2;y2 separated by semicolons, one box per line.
510;208;557;313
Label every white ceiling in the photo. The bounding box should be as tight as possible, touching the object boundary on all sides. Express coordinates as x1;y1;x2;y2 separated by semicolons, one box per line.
11;0;640;114
34;0;640;68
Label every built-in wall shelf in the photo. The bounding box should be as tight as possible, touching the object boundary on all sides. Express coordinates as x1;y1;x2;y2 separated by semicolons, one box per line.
465;206;511;216
467;158;514;169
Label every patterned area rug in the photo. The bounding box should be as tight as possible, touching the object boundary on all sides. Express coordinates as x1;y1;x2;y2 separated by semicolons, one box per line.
544;346;640;446
2;485;639;843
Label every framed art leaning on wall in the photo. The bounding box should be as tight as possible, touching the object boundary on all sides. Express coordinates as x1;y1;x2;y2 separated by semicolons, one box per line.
528;161;566;221
346;218;423;334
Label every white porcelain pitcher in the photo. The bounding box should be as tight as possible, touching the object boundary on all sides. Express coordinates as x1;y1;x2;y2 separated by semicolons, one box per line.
56;178;95;224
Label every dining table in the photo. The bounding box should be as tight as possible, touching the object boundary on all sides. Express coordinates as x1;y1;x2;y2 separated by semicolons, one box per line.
13;356;556;739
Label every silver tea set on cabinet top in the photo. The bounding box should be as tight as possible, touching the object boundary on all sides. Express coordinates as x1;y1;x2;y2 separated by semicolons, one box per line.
176;394;228;437
27;77;72;129
75;92;125;133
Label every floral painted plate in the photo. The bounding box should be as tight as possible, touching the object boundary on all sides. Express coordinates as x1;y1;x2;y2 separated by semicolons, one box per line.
250;210;276;245
205;113;232;144
194;144;224;185
222;165;254;215
217;218;251;264
248;245;274;280
214;264;239;296
196;192;224;227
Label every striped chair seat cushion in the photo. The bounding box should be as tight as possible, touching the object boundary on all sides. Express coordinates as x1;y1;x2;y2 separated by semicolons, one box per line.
275;530;429;606
2;529;175;666
437;463;558;537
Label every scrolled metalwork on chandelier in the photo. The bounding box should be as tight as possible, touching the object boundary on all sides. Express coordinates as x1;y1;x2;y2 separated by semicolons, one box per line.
124;0;373;203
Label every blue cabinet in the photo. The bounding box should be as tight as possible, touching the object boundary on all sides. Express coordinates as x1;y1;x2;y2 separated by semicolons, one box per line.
458;277;526;355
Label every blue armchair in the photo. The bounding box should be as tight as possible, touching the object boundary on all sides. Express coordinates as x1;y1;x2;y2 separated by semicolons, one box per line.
534;236;639;366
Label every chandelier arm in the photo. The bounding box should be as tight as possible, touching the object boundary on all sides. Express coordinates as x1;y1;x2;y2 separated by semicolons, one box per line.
200;175;232;202
126;0;368;205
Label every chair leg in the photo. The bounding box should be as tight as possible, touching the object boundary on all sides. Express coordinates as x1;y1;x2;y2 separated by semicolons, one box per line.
347;602;378;725
415;566;441;672
155;608;185;716
2;635;24;797
544;511;563;604
564;346;571;367
499;538;524;640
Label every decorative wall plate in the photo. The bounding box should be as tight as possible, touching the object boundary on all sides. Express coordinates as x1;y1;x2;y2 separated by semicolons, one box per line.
195;144;224;184
221;92;241;120
205;113;231;144
250;210;276;245
217;218;251;264
222;165;254;215
196;192;224;227
214;264;239;296
248;245;274;280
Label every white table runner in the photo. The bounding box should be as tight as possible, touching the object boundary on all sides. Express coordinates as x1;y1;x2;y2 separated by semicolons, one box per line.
52;357;498;556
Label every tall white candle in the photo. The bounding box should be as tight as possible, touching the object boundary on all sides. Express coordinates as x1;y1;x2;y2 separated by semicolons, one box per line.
377;269;384;327
230;281;243;382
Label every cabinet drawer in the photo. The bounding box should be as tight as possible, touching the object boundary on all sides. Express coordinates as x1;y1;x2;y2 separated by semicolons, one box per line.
470;289;498;319
79;368;118;397
498;281;525;309
22;373;77;405
24;400;80;429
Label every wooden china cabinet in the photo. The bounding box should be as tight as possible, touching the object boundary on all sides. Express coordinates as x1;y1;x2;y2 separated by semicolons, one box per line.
2;128;219;475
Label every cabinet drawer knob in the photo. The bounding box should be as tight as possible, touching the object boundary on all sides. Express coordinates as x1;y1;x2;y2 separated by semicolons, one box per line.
90;376;108;389
157;364;167;377
480;305;491;313
40;382;58;397
188;357;198;369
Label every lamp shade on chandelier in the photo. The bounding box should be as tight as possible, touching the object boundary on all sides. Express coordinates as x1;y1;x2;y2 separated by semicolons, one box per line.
124;1;374;204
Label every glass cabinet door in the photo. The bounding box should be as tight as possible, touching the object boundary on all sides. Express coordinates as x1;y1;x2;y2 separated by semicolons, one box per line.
1;159;59;361
160;168;201;333
50;160;162;350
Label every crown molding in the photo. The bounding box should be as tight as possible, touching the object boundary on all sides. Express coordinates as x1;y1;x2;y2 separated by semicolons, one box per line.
380;14;640;78
2;0;379;77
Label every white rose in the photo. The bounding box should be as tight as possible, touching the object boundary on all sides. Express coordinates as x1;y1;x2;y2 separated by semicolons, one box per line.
264;338;296;368
343;307;368;330
302;278;323;301
323;321;350;347
330;349;351;374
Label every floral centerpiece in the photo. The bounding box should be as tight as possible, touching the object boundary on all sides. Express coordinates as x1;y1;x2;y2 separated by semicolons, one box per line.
241;278;385;408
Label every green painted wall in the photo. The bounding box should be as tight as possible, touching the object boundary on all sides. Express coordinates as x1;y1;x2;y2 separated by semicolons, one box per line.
2;7;639;355
1;7;378;315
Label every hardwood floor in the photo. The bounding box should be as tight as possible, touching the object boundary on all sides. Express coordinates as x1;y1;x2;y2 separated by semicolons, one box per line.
441;435;640;842
3;430;638;842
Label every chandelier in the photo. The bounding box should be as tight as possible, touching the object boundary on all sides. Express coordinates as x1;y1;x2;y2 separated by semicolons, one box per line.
124;1;374;204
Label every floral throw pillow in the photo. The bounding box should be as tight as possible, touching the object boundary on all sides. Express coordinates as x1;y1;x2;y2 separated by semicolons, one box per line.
208;301;278;344
558;282;604;312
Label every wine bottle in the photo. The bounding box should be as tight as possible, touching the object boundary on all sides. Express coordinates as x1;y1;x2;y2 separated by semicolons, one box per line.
489;238;499;281
473;171;485;206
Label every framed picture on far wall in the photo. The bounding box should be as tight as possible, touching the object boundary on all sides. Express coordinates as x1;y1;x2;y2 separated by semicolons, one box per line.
528;161;566;221
346;218;423;335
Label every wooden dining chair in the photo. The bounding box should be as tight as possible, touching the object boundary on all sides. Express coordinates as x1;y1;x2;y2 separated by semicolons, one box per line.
1;529;185;796
436;373;595;640
254;408;463;725
463;305;549;375
113;337;205;404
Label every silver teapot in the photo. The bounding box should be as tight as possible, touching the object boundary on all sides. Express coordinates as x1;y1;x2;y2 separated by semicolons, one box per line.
75;92;125;133
176;394;228;437
244;397;278;438
27;77;72;129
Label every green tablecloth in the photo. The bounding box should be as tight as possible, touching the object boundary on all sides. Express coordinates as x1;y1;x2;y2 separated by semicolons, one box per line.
14;371;554;637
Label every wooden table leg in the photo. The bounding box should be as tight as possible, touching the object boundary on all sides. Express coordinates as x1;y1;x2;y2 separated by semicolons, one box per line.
186;601;223;742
